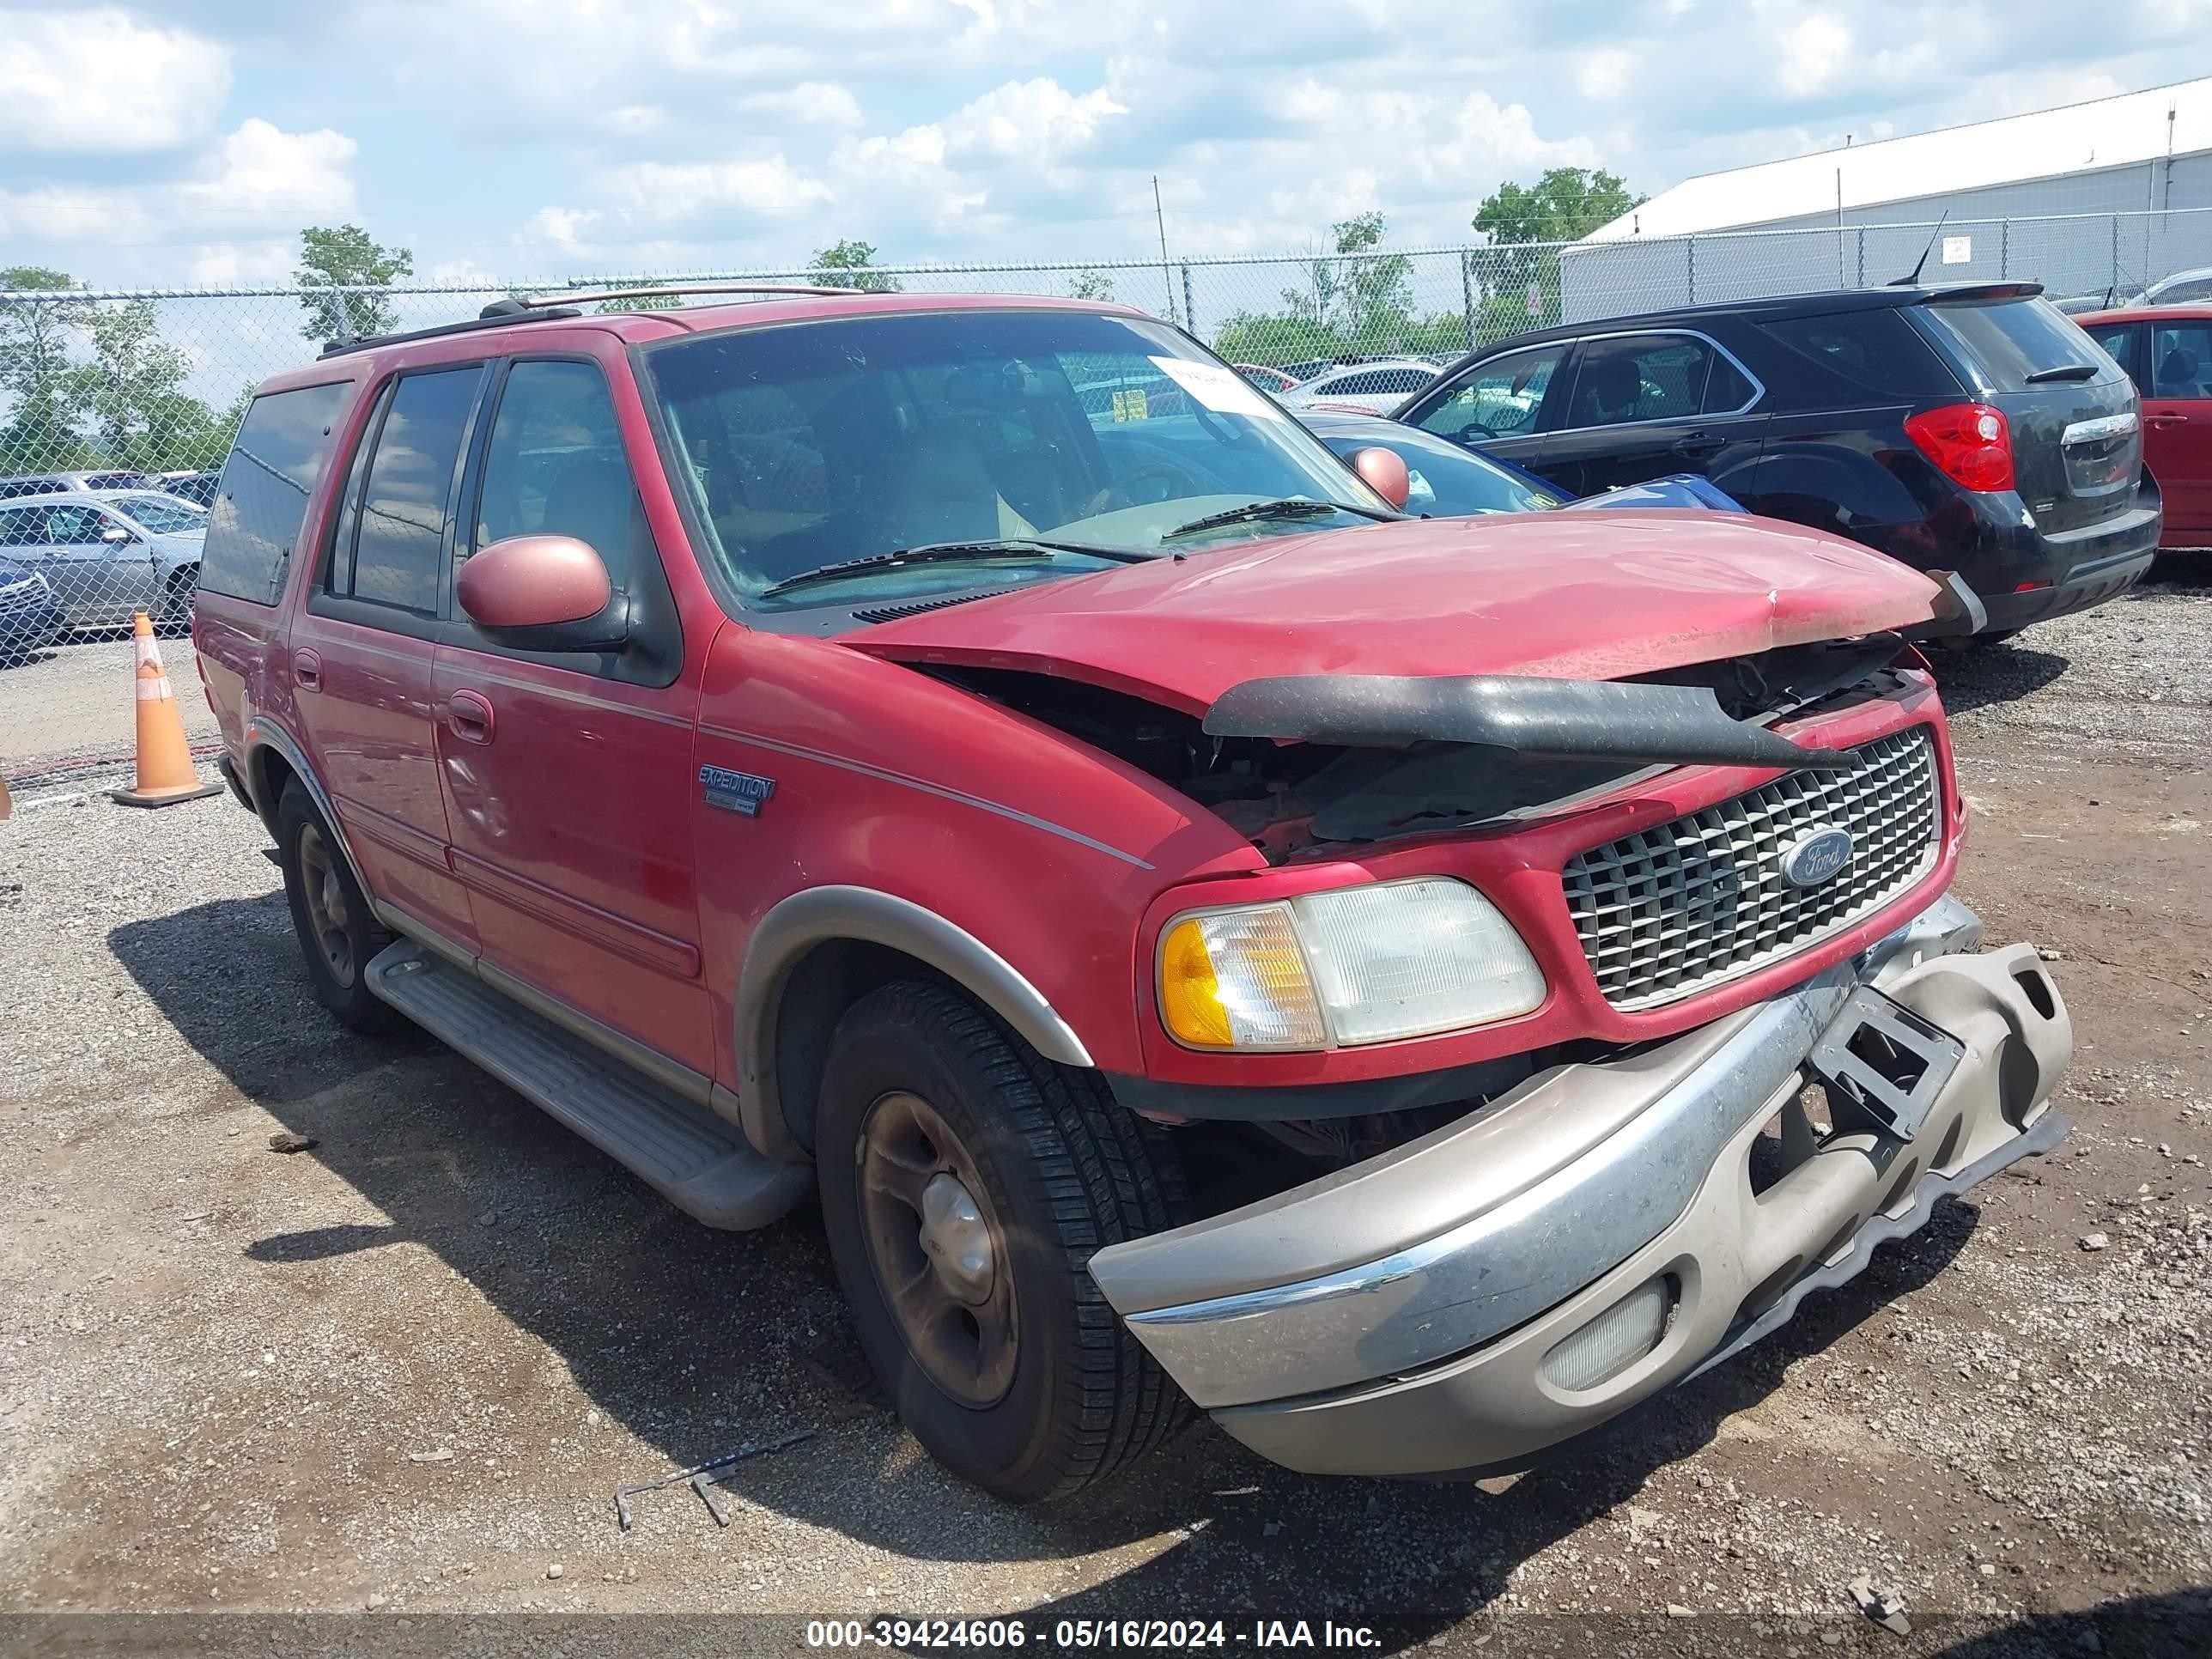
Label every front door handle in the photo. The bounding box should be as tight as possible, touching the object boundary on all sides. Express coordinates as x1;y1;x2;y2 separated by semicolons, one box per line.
2146;413;2188;428
447;689;495;745
1671;432;1726;460
291;647;321;691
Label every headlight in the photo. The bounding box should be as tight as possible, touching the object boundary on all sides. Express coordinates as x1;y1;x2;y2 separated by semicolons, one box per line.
1157;877;1545;1052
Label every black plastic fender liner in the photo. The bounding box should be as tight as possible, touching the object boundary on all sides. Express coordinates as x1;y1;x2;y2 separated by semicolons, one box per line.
1202;673;1858;770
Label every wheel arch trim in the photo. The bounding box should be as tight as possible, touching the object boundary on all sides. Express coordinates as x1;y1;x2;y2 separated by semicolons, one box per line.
736;885;1097;1156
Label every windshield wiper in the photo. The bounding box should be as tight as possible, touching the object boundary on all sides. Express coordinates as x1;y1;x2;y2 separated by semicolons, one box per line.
2025;363;2100;384
757;538;1151;600
1162;497;1399;541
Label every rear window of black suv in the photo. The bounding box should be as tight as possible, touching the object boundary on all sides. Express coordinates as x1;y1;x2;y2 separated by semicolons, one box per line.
1910;295;2111;394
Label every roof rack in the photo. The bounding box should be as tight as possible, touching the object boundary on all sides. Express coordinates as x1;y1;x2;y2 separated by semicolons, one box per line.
314;284;870;359
520;282;867;308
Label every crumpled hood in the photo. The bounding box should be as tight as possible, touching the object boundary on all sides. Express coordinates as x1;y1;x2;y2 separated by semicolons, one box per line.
850;510;1942;713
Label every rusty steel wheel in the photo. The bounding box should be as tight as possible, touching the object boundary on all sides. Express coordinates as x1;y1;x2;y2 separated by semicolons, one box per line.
296;822;356;988
276;781;393;1034
854;1090;1018;1409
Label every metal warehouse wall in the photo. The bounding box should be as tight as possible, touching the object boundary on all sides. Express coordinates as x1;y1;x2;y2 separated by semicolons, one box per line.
1559;159;2212;323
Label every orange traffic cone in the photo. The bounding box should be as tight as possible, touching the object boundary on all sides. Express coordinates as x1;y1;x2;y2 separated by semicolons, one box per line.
111;612;221;809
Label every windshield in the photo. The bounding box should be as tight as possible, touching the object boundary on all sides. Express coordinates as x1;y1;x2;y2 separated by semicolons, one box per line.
1316;428;1564;517
641;308;1389;611
112;495;209;534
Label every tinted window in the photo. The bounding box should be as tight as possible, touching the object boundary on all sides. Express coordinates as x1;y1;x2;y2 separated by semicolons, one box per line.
336;368;482;613
201;382;351;605
0;507;39;546
82;471;148;490
473;360;641;588
1566;334;1717;427
1416;343;1566;441
1912;296;2108;393
2083;324;2139;392
1759;307;1958;397
2150;324;2212;399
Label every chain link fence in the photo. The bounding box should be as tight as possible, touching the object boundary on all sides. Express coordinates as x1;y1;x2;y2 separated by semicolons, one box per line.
2;204;2208;694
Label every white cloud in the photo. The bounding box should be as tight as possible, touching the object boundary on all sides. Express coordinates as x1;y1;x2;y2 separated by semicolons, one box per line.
1577;48;1632;100
522;206;604;247
0;8;232;155
738;82;865;127
598;155;834;222
1771;9;1853;97
935;78;1127;164
0;118;354;246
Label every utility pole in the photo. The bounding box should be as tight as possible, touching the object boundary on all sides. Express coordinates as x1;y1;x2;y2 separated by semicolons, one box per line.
1154;176;1176;325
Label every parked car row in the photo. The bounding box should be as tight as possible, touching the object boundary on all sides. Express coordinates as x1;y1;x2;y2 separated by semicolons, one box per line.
0;489;209;657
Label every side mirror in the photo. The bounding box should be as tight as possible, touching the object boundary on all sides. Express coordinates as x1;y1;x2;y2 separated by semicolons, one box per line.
1350;447;1412;512
456;534;624;652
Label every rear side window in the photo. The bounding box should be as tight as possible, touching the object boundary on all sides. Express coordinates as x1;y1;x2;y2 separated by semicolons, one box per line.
1759;308;1960;398
200;382;351;605
329;367;483;615
2082;323;2139;392
1911;296;2108;393
1565;333;1729;427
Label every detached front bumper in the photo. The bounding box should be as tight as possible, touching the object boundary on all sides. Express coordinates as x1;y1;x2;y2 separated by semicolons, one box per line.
1089;897;2071;1478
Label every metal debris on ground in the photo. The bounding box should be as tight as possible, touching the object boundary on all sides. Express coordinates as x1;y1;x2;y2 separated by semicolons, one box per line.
267;1131;318;1153
612;1427;816;1530
1848;1573;1913;1637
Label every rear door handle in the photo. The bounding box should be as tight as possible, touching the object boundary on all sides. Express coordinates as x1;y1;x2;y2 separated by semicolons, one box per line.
1671;432;1726;460
291;647;321;691
447;689;495;744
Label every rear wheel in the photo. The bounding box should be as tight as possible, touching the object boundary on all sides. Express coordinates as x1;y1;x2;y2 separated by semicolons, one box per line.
276;781;394;1033
815;979;1189;1503
155;568;197;635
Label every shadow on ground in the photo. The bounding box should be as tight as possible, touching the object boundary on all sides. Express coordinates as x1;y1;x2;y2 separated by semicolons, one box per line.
1924;641;2071;716
117;892;2008;1648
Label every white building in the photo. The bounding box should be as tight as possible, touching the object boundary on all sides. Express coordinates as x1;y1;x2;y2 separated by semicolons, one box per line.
1559;78;2212;320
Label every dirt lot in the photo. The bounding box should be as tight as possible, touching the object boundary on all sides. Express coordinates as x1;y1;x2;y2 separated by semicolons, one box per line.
2;575;2209;1656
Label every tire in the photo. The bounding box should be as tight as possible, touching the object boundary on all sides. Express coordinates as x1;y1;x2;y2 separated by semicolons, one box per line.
816;979;1190;1503
276;781;395;1034
156;568;197;635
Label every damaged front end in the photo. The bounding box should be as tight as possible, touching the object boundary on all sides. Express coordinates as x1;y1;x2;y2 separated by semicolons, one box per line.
927;633;1920;861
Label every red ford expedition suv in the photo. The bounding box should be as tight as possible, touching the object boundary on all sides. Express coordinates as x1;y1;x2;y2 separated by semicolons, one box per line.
192;288;2073;1502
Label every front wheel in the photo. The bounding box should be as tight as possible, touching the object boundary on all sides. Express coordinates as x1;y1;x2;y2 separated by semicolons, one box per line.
816;980;1189;1503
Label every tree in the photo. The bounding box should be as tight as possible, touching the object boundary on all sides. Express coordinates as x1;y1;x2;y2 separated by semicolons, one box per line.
809;239;901;294
0;265;94;471
1067;269;1117;301
295;224;416;343
1473;167;1644;245
70;300;211;472
1212;212;1465;365
595;280;684;313
1470;167;1644;331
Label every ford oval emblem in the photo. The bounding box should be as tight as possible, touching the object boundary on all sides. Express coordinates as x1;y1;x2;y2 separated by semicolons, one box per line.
1780;826;1855;889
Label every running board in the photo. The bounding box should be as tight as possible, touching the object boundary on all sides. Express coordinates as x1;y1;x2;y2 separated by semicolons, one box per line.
364;942;807;1231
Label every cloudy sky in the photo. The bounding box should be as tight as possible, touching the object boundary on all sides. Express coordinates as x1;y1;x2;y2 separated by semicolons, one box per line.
3;0;2208;289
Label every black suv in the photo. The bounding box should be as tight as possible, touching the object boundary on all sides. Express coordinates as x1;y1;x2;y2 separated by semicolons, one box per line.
1395;283;2160;641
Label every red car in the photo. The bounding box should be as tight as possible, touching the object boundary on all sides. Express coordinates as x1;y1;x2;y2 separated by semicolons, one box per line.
2078;305;2211;550
192;288;2073;1501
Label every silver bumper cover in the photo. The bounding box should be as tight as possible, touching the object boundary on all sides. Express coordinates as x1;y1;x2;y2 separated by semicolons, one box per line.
1089;897;2072;1476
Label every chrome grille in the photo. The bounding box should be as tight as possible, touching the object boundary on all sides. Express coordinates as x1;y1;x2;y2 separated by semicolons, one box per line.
1563;726;1941;1012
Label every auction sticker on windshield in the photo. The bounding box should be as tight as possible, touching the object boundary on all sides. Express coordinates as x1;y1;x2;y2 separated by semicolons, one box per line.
1150;356;1288;420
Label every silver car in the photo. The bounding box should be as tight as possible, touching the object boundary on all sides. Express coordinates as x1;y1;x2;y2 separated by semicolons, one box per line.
0;490;208;630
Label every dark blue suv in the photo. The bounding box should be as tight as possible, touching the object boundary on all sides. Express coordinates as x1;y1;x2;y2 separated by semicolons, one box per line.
1395;283;2161;642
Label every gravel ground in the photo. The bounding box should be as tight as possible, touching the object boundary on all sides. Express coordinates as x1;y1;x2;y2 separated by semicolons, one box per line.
0;629;219;778
1;570;2209;1657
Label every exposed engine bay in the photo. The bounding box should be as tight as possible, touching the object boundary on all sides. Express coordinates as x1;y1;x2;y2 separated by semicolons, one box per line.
928;634;1912;861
